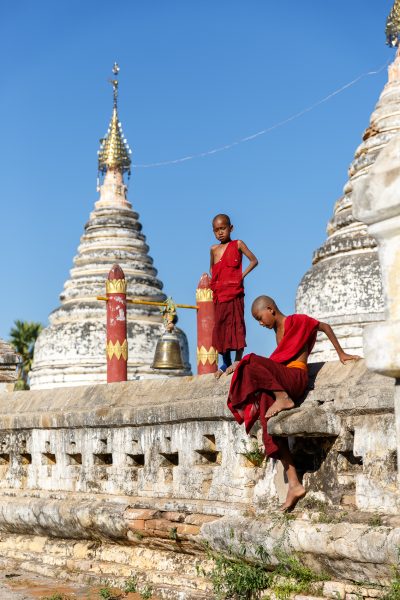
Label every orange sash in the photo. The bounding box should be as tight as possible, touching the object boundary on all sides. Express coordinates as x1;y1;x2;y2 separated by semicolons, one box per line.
286;360;308;372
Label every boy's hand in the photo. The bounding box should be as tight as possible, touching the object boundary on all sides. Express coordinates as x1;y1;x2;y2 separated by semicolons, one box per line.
319;322;361;365
338;351;361;364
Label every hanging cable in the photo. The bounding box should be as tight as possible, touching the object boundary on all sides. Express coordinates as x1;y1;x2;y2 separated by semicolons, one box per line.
132;61;390;169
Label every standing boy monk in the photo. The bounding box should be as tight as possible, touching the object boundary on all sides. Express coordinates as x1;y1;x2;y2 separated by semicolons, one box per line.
210;214;258;378
228;295;360;511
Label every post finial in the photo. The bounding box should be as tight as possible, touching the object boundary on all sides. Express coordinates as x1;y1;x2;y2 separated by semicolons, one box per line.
386;0;400;47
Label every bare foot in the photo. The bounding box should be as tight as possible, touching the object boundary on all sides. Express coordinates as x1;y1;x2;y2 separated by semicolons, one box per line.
280;484;306;512
265;392;295;419
214;369;224;380
225;361;239;375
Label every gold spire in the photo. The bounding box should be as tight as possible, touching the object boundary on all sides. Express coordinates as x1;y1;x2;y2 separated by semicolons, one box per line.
386;0;400;47
98;63;132;175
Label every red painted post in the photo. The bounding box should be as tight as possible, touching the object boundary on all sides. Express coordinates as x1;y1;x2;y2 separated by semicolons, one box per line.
106;264;128;383
196;273;218;375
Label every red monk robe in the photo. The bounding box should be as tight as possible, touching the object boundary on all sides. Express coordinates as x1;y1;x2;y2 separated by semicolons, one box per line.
211;240;246;353
228;314;319;459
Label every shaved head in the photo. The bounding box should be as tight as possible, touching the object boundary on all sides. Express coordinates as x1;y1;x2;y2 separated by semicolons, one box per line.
212;213;231;226
251;295;278;313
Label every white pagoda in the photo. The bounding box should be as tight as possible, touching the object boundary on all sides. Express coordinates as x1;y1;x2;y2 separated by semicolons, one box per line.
296;42;400;361
30;64;191;389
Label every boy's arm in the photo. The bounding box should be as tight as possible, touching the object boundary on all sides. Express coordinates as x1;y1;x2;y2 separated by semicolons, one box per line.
209;247;214;277
318;322;361;364
238;240;259;279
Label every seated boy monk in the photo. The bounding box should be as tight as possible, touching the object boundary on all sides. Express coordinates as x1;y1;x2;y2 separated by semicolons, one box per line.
210;214;258;378
228;295;360;511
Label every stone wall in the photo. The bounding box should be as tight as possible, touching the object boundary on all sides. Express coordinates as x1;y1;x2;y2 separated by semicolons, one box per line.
0;368;397;597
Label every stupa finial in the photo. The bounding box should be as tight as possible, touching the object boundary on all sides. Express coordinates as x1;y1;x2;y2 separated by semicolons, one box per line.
97;62;132;176
111;61;120;109
386;0;400;47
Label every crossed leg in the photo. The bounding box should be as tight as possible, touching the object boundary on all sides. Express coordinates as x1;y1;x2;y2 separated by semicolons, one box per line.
265;391;295;418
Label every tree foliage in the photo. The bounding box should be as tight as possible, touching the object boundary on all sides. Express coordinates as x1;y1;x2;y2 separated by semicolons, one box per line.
9;320;43;389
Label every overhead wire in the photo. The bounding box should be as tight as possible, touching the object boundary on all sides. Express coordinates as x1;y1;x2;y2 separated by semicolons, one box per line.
132;60;390;169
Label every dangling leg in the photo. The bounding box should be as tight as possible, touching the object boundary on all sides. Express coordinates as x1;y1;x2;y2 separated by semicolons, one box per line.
258;392;305;511
276;438;305;511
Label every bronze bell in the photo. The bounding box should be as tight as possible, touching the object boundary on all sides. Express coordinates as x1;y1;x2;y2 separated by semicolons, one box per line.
152;330;185;370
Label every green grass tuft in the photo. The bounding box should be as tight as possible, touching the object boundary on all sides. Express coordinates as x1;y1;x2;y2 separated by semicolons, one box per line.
40;595;71;600
382;567;400;600
124;576;138;593
368;515;383;527
139;584;153;599
201;542;327;600
241;439;266;467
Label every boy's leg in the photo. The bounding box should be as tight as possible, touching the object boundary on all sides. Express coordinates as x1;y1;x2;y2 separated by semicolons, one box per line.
225;348;244;375
234;349;244;362
215;351;232;379
265;390;295;419
276;438;305;511
222;351;232;369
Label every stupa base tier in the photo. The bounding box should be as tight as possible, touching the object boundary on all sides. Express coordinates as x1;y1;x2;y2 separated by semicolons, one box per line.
29;364;190;390
307;316;384;363
30;321;191;389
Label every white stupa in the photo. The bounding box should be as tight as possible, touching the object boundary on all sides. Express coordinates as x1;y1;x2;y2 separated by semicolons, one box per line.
30;64;191;389
296;32;400;362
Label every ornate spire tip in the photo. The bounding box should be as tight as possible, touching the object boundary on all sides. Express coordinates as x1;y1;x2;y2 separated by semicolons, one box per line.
386;0;400;47
98;63;132;176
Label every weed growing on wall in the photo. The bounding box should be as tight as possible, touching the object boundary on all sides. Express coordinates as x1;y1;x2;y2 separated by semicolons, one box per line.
139;584;153;599
299;496;351;525
267;552;327;599
124;576;138;593
368;515;383;527
241;439;266;467
382;566;400;600
40;595;71;600
200;541;327;600
299;496;328;511
205;551;271;599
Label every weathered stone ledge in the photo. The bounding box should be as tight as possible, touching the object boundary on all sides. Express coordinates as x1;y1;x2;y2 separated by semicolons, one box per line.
0;361;394;431
269;360;394;437
202;515;400;583
0;495;220;548
0;534;211;599
0;375;232;430
269;407;341;437
0;503;397;593
306;360;394;414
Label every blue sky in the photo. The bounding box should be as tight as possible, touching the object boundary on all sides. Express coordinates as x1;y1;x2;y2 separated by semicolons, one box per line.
0;1;395;362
